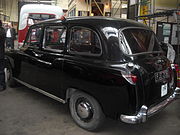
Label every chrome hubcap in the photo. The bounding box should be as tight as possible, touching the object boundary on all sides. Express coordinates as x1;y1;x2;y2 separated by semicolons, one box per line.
76;100;93;121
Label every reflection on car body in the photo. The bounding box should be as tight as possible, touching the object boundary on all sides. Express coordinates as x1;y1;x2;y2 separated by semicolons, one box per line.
5;17;179;131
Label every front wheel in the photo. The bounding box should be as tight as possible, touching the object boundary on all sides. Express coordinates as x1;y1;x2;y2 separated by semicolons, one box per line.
69;91;105;131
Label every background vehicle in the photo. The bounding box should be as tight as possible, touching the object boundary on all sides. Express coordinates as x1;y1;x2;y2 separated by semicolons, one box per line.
18;4;63;47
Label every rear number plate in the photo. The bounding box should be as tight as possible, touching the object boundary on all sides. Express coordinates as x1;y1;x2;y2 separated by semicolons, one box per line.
155;69;169;83
161;83;168;97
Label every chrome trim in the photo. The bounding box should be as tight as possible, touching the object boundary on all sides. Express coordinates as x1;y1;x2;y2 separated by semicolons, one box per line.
147;94;175;116
17;52;52;66
77;101;92;119
37;59;52;65
14;78;66;104
119;26;151;33
170;64;176;70
120;105;147;124
174;87;180;99
4;68;8;83
120;91;179;124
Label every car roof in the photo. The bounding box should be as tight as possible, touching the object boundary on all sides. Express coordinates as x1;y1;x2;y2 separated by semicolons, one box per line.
35;16;150;30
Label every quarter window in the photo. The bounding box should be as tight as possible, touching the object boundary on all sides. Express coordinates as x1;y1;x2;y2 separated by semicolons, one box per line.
44;26;66;50
69;27;101;55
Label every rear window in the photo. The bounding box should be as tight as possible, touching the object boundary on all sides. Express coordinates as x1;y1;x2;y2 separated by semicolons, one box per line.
119;28;162;55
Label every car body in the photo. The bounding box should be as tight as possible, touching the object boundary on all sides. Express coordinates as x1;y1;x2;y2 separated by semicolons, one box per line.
5;17;179;131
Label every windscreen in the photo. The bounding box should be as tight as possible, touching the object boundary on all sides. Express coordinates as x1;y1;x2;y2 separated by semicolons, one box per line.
27;13;56;25
120;28;162;55
29;13;55;20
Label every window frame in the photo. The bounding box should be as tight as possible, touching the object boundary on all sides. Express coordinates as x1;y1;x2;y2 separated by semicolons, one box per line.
23;25;43;49
42;25;67;53
68;26;102;57
118;27;163;56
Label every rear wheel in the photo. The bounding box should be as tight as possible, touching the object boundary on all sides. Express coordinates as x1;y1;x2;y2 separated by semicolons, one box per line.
5;64;17;87
69;91;105;131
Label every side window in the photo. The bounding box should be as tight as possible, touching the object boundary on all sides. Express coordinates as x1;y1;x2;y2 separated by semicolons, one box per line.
25;27;43;48
69;27;102;55
44;26;66;51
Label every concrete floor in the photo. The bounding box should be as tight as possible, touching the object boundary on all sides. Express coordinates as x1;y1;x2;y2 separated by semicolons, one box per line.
0;86;180;135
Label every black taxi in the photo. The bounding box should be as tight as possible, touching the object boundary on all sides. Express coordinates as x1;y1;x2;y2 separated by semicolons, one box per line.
5;17;180;131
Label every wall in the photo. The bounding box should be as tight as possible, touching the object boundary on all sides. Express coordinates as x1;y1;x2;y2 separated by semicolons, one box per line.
154;0;180;27
68;0;111;17
111;0;127;18
155;0;179;10
56;0;68;11
0;0;18;22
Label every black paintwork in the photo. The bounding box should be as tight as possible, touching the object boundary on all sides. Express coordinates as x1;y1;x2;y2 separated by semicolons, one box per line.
5;17;176;119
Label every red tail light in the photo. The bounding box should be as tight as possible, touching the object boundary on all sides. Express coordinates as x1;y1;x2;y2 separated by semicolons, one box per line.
130;75;138;84
111;63;138;85
121;71;138;85
174;64;179;72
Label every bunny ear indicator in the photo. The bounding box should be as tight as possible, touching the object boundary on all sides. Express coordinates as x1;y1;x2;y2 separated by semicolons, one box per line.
60;15;66;21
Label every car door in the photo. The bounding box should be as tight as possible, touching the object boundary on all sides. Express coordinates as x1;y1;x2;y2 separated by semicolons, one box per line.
30;25;67;97
62;26;105;95
17;25;43;87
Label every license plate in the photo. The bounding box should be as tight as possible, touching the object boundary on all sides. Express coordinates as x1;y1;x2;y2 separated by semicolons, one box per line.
155;69;169;83
161;83;168;97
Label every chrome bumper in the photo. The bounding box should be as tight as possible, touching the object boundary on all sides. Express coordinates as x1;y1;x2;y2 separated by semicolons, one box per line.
120;88;180;124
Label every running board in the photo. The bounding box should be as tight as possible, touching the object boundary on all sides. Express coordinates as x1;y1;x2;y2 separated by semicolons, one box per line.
14;78;66;104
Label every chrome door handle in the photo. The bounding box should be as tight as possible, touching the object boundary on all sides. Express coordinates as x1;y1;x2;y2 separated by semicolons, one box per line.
35;53;43;57
33;51;43;57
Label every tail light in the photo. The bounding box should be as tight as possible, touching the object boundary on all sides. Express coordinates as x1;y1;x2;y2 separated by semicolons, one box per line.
174;64;179;72
170;64;178;88
111;62;138;85
121;71;138;85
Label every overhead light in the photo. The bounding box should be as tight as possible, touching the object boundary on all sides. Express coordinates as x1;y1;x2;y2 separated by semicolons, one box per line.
90;13;94;16
105;3;109;9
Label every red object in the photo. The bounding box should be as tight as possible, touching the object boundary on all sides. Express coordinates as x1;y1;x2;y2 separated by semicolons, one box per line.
174;64;179;72
176;64;180;88
51;31;59;42
60;15;66;21
18;25;29;45
177;12;180;15
123;74;138;84
128;75;138;84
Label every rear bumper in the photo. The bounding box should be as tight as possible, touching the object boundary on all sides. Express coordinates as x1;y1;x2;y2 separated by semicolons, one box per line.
120;88;180;124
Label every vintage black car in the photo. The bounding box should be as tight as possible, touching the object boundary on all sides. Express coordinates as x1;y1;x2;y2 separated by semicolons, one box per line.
5;17;179;131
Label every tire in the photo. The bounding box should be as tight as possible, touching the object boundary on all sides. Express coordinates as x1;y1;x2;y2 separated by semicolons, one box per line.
4;64;17;87
69;91;105;131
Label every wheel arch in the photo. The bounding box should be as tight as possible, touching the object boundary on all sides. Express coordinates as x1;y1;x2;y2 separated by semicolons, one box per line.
4;56;14;75
65;87;106;116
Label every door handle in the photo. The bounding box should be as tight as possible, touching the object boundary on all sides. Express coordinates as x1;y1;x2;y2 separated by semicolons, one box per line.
32;51;43;57
35;53;43;57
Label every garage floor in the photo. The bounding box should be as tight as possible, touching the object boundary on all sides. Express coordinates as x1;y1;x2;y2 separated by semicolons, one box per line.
0;86;180;135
